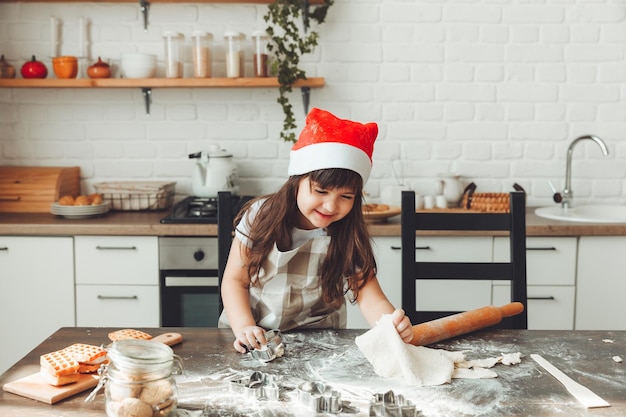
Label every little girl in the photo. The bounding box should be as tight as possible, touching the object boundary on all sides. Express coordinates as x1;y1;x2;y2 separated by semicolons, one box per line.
219;108;413;352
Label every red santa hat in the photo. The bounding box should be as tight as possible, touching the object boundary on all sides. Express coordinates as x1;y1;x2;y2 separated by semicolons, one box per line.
288;108;378;183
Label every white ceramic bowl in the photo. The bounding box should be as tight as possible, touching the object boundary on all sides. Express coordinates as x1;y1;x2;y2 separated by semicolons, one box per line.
120;53;157;79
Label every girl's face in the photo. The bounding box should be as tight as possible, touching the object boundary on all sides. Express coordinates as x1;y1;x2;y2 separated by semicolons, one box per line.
295;177;356;230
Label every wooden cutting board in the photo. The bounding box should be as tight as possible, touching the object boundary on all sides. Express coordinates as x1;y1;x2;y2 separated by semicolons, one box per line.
3;372;99;404
2;332;182;404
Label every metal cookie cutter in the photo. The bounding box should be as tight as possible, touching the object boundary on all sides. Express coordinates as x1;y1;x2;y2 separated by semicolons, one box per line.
297;381;342;413
230;371;280;401
245;329;285;362
369;391;421;417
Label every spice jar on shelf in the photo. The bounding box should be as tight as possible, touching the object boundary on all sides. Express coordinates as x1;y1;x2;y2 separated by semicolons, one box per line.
192;31;212;78
224;31;245;78
163;31;184;78
251;30;269;77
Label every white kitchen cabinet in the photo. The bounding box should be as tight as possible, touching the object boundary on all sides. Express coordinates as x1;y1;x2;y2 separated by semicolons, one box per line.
346;237;402;329
0;236;74;374
494;237;577;330
75;236;159;327
346;236;493;329
576;236;626;330
413;236;493;311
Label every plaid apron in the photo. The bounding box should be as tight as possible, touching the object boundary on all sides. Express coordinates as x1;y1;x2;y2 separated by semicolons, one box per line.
219;236;346;331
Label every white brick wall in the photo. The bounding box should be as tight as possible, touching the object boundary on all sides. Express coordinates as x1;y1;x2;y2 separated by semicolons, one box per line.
1;0;625;206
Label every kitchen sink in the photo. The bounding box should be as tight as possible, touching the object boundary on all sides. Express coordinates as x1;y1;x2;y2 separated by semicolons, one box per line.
535;205;626;223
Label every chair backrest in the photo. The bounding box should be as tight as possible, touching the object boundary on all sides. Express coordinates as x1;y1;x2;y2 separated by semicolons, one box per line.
217;191;235;314
217;192;253;313
401;190;528;329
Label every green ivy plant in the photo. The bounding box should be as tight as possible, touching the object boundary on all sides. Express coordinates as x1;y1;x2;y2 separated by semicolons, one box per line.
264;0;333;142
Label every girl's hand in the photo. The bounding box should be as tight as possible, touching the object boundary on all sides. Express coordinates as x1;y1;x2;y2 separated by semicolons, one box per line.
233;326;267;353
391;309;413;344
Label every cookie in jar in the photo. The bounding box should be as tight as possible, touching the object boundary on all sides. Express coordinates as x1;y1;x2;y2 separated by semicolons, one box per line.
87;339;182;417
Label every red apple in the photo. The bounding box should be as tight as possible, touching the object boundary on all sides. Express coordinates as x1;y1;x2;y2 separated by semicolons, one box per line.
20;55;48;79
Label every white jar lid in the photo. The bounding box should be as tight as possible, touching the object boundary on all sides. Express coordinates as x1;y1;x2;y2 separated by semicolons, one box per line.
192;31;213;39
223;31;245;40
163;31;184;39
251;30;269;39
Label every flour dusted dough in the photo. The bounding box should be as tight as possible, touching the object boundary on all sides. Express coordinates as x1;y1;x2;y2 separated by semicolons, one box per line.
355;314;522;386
355;314;459;386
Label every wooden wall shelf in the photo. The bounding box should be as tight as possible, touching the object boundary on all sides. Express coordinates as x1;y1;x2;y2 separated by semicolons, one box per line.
0;77;325;115
0;77;325;89
0;0;323;3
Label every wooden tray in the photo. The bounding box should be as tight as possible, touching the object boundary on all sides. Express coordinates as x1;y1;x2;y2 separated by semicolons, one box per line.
363;206;401;223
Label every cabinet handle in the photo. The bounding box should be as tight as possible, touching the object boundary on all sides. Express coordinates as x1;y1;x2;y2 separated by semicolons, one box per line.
0;247;8;251
390;246;431;251
528;296;556;300
97;295;138;300
95;246;138;250
527;247;557;251
0;196;20;201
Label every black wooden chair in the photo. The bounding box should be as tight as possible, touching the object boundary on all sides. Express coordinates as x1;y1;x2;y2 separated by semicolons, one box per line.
401;190;528;329
217;191;253;313
217;191;236;314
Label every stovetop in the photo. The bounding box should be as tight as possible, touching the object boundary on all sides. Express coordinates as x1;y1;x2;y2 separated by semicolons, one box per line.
160;195;252;224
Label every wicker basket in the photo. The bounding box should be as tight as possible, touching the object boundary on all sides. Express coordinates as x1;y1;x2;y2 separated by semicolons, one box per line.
93;181;176;211
462;192;511;213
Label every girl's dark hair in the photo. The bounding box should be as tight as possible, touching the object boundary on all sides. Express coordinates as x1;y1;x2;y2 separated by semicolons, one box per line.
235;168;376;306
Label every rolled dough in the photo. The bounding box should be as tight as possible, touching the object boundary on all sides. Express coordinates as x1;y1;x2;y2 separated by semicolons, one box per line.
355;314;521;386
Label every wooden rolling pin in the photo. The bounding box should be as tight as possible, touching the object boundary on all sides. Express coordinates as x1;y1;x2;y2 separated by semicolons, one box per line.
410;302;524;346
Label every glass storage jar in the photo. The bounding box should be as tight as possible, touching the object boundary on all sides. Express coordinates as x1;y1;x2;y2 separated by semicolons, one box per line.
191;31;212;78
251;30;269;77
89;339;183;417
224;31;245;78
163;31;184;78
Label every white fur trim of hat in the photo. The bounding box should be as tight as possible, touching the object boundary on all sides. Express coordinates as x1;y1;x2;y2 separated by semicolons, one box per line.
287;108;378;183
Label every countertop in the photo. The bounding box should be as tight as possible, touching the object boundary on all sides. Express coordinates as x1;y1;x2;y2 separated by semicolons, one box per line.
2;207;626;237
1;327;624;417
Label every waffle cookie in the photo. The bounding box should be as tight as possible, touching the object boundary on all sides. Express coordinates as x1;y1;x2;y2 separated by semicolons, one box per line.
40;349;80;386
40;367;81;386
63;343;108;373
108;329;153;342
40;350;80;376
63;343;107;364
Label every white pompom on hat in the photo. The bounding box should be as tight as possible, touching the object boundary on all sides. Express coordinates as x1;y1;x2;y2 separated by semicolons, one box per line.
287;108;379;183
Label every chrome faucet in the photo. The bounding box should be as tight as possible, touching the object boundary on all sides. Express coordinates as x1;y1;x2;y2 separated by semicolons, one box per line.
554;135;609;209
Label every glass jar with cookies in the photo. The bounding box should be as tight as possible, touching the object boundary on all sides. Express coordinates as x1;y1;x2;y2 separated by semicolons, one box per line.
93;339;183;417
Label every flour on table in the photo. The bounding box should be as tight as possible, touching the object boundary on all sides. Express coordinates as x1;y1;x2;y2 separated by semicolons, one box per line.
355;314;522;386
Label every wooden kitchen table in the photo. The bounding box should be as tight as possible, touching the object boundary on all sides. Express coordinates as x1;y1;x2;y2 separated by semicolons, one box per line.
0;327;624;417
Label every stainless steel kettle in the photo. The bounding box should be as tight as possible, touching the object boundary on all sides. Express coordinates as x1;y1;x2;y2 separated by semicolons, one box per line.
190;145;239;197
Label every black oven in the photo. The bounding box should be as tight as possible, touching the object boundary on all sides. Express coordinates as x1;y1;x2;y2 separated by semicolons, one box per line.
159;237;221;327
159;192;252;327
